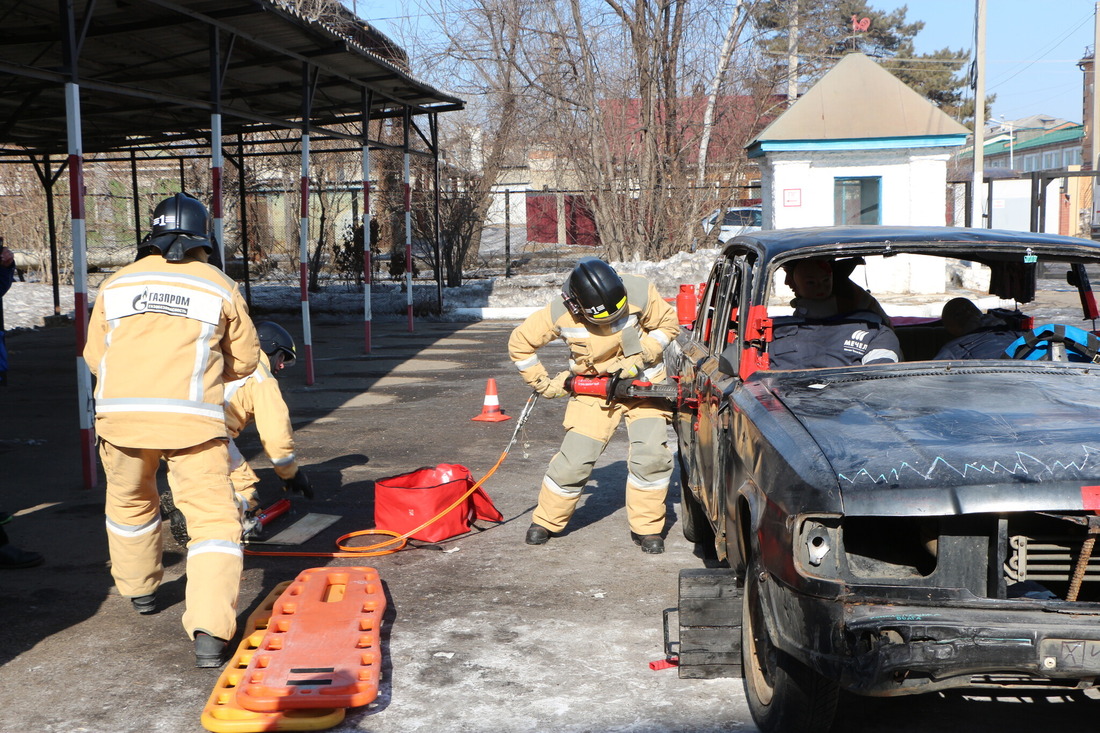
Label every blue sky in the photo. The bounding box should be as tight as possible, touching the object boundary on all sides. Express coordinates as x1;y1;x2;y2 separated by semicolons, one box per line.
869;1;1095;124
341;1;424;43
349;1;1098;126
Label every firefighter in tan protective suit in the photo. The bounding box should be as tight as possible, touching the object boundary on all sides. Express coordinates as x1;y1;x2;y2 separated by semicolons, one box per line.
226;321;312;509
163;320;312;546
509;258;679;554
84;193;259;668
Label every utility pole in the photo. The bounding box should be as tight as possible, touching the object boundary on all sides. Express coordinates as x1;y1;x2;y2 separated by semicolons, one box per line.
504;189;512;277
1008;121;1014;170
787;0;799;105
971;0;987;228
1001;116;1015;169
1094;2;1100;171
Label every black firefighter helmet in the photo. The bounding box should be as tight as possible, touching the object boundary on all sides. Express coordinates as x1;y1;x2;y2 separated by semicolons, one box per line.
139;193;213;263
563;257;628;325
256;321;297;367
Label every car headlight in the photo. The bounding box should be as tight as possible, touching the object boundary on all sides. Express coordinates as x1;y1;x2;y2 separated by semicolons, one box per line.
796;515;842;579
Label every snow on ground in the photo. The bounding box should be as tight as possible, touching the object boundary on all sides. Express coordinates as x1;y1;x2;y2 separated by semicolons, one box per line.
4;242;1088;333
0;247;723;331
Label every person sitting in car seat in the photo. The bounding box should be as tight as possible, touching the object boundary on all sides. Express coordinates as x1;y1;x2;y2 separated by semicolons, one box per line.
768;258;900;369
787;256;891;324
933;297;1022;360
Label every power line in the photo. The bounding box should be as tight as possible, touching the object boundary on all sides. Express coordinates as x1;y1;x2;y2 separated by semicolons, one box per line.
995;80;1085;118
762;50;966;64
986;11;1093;90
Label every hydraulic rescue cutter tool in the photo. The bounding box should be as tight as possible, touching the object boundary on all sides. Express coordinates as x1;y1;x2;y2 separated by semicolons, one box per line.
241;498;292;542
564;373;680;405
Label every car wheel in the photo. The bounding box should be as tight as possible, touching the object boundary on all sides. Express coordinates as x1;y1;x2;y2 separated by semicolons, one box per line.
676;451;714;546
680;481;714;546
742;560;838;733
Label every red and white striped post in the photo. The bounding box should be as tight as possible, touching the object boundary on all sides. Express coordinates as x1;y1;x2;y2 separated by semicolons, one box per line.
362;139;372;353
66;82;96;489
211;113;225;266
299;131;315;385
403;148;413;332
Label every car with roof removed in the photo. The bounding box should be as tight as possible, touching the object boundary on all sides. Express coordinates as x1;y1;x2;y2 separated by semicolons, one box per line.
668;225;1100;733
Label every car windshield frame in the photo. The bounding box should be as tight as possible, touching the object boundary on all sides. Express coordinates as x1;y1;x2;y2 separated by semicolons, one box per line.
762;241;1100;300
744;240;1100;374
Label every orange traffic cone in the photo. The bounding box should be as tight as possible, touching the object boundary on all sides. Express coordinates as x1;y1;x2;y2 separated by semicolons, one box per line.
472;378;512;422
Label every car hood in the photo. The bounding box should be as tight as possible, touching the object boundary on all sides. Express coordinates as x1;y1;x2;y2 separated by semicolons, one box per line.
768;368;1100;516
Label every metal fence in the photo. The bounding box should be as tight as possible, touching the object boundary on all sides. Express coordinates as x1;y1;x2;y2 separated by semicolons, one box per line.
1;147;757;323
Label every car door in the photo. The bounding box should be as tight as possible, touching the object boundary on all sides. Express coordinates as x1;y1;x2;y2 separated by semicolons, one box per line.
692;254;746;522
674;259;727;482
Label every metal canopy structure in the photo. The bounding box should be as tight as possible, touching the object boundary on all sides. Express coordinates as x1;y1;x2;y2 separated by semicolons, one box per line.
0;0;463;155
0;0;464;490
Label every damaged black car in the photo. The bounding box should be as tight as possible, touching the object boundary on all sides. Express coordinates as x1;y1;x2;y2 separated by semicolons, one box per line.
669;225;1100;733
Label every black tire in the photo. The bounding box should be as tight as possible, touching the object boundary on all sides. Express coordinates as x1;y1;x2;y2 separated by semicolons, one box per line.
676;451;714;546
680;482;712;545
742;561;839;733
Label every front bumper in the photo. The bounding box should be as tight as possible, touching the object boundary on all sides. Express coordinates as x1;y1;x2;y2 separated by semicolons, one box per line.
768;583;1100;695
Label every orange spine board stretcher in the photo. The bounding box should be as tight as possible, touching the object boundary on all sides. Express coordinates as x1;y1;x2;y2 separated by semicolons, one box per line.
236;567;386;712
201;581;346;732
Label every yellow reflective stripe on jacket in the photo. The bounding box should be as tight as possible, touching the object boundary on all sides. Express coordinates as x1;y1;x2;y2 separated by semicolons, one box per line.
107;270;234;303
224;367;265;407
95;397;225;421
514;354;540;371
646;328;671;349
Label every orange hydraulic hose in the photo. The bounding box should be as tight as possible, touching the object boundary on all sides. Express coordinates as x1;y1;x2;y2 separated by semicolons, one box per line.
244;392;540;559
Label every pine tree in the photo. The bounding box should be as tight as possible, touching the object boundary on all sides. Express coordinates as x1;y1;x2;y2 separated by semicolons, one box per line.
752;0;989;122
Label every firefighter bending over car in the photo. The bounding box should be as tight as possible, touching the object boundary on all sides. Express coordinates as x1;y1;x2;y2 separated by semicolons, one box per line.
508;258;680;554
84;193;259;668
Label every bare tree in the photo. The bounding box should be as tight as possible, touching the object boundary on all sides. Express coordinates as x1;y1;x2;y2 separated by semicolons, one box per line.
0;161;68;283
415;0;532;285
696;0;751;187
391;0;779;263
523;0;773;260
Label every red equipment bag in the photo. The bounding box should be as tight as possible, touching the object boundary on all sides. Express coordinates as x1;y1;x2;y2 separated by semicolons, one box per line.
373;463;503;542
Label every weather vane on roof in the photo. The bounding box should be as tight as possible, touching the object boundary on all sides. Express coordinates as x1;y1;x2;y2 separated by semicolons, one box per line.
851;15;871;33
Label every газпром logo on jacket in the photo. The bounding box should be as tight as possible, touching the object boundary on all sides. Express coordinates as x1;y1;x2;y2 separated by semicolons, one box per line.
103;281;223;326
132;287;191;317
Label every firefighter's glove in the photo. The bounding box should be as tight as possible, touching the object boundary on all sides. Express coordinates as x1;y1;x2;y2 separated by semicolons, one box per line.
283;469;313;499
534;370;571;399
606;354;644;379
